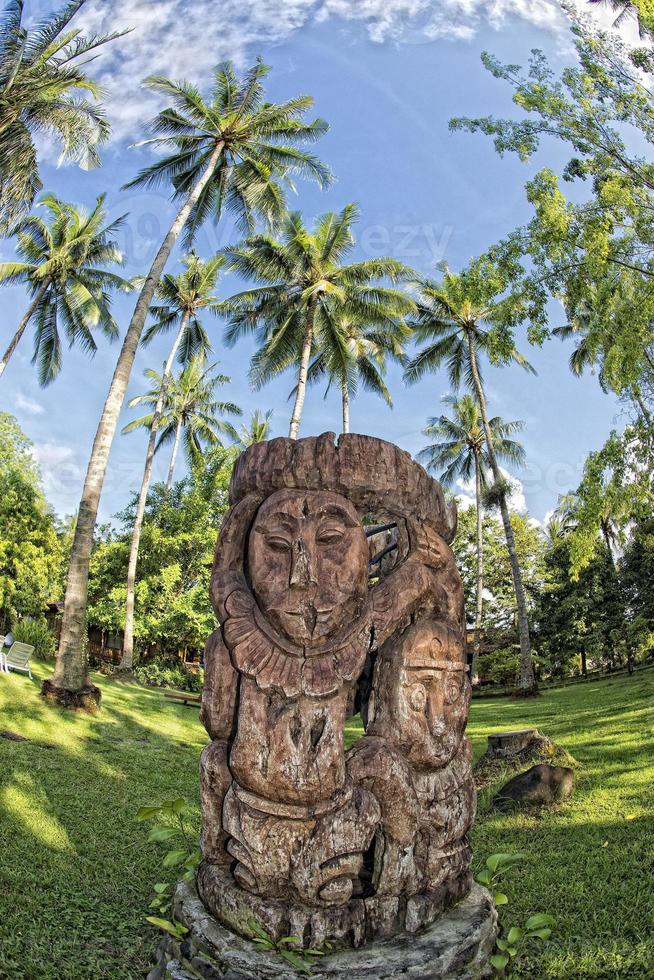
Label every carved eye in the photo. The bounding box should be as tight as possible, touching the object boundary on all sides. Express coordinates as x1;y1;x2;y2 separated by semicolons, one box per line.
316;525;345;545
444;678;462;705
265;535;291;552
408;684;427;712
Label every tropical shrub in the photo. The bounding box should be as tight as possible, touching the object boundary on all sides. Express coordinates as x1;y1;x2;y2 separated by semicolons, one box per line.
134;661;203;693
12;617;55;661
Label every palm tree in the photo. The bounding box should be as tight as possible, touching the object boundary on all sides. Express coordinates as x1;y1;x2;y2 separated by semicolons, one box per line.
119;253;223;671
235;409;273;450
124;359;241;489
419;394;525;683
588;0;649;34
405;261;539;694
0;0;124;230
224;204;413;437
0;194;129;383
306;310;410;433
51;60;330;706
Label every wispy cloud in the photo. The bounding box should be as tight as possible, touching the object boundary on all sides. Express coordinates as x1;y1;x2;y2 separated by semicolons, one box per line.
73;0;625;143
15;393;45;416
32;441;84;511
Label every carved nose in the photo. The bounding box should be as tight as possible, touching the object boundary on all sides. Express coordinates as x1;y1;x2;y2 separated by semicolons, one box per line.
289;541;315;588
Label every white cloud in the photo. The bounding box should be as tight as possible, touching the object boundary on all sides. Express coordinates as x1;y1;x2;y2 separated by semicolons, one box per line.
32;441;84;505
71;0;637;142
15;393;44;416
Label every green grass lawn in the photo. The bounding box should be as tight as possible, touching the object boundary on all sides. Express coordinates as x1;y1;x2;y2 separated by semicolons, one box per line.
1;662;652;979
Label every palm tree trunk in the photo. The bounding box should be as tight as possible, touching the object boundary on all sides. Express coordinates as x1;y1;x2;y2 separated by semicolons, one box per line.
288;296;317;439
466;329;537;695
342;386;350;434
45;140;224;706
120;312;190;671
166;420;183;489
471;450;484;686
0;282;49;379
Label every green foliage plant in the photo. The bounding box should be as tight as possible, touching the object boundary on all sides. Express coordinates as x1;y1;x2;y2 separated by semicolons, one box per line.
477;853;556;975
137;797;200;940
247;918;330;975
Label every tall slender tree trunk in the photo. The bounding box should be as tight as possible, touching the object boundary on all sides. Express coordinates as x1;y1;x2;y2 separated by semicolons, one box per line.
632;386;652;425
466;329;537;695
120;312;190;671
166;420;183;489
0;282;49;378
471;450;484;686
342;386;350;434
44;141;224;707
600;519;616;569
288;296;317;440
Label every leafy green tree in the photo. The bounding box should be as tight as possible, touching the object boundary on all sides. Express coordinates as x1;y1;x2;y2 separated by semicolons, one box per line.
535;535;625;677
0;413;62;629
124;358;241;489
621;515;654;642
560;422;653;576
419;394;525;682
405;259;539;694
223;203;413;437
0;409;37;472
0;0;123;230
450;16;654;417
0;194;129;382
119;253;225;671
53;60;330;705
87;449;233;659
235;409;273;450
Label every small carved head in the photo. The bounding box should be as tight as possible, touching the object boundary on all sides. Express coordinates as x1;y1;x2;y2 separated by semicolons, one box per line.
248;489;368;645
370;620;470;768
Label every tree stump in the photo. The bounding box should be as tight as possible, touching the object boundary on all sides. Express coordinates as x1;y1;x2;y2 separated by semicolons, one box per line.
485;729;540;759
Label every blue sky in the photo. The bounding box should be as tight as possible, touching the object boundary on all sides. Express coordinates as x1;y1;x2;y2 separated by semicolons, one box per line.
0;0;637;524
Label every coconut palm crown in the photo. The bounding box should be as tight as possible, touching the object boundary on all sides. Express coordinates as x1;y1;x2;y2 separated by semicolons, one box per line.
141;251;226;365
124;59;332;246
0;193;129;383
305;308;410;433
223;203;415;437
420;393;525;489
124;358;242;484
0;0;124;229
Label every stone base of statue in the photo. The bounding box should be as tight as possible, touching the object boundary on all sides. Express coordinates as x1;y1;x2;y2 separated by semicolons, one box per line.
147;880;498;980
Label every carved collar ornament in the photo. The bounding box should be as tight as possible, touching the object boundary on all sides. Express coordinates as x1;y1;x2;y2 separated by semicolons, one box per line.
222;588;373;699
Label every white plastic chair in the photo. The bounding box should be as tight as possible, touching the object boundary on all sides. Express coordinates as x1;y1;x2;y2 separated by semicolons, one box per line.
4;641;34;679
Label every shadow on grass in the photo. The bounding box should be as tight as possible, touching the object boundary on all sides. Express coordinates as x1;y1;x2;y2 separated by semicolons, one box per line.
0;665;207;980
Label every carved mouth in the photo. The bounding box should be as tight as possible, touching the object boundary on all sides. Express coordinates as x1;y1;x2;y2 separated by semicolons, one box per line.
282;606;320;635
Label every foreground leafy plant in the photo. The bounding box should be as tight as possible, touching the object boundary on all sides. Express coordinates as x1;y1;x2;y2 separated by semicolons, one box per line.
477;853;556;975
137;797;200;939
491;913;556;975
247;918;331;975
476;852;527;906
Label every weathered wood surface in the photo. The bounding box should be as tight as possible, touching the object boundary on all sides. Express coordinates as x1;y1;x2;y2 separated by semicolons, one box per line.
198;433;475;948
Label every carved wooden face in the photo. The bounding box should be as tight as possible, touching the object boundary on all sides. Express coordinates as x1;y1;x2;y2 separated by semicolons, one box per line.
398;623;469;767
248;489;368;645
372;621;470;768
